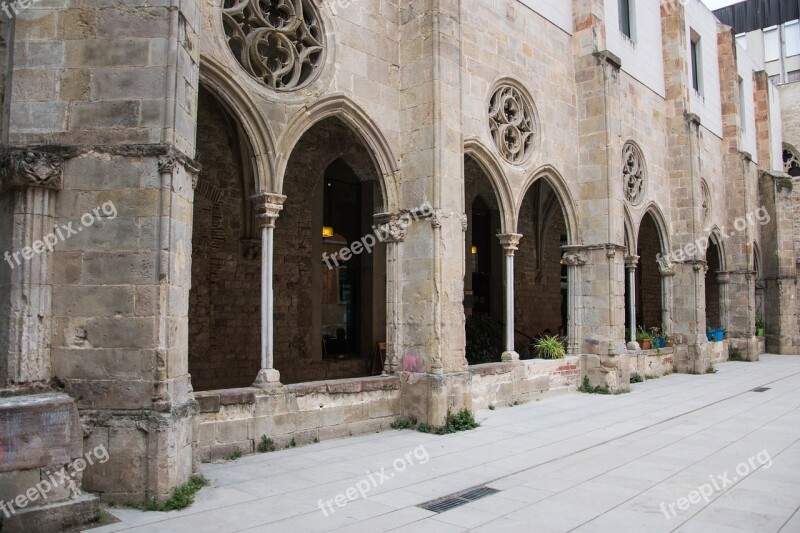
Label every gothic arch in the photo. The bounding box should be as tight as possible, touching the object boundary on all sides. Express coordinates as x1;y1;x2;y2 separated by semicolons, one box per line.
640;203;671;255
464;138;515;234
199;56;277;194
277;94;400;211
707;226;728;271
624;207;636;255
516;165;579;245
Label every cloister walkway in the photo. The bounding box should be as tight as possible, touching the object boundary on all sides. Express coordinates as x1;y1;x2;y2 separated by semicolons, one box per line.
96;355;800;532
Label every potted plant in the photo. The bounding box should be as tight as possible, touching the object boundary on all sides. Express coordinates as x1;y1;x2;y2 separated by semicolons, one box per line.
706;326;714;342
664;331;674;348
756;316;765;337
715;329;725;342
650;327;665;349
534;335;566;360
637;327;652;350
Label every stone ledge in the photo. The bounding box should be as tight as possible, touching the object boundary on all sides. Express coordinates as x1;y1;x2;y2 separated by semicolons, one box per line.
2;493;100;533
469;362;515;376
288;375;401;396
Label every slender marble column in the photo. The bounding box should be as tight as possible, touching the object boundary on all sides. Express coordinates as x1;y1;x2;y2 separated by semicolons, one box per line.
626;256;639;344
253;193;286;387
498;234;523;361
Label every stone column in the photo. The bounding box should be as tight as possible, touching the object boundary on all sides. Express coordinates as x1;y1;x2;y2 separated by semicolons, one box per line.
253;193;286;387
625;256;639;345
659;261;676;339
717;272;731;332
375;210;411;375
0;150;64;388
498;234;522;361
562;249;587;355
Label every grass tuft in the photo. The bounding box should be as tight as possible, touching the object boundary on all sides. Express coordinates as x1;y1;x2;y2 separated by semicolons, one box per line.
138;475;209;512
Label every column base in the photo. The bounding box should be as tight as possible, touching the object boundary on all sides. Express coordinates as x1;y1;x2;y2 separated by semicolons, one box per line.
501;351;520;362
253;369;281;388
626;341;641;352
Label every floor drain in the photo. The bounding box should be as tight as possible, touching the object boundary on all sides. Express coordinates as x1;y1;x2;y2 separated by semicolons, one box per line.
419;486;500;513
752;387;771;392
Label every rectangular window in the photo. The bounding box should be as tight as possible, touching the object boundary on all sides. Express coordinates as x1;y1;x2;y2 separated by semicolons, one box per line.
786;21;800;57
691;32;702;94
738;77;746;132
765;26;780;62
619;0;632;39
789;69;800;83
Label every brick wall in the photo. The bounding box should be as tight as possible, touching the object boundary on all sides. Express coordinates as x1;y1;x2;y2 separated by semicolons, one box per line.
515;185;566;353
189;88;260;391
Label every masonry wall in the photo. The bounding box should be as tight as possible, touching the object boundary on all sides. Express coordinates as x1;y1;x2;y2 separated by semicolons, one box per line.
189;88;260;391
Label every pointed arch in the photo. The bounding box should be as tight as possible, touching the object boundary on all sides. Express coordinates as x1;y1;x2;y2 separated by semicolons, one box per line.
624;206;636;255
199;56;277;194
464;138;514;234
516;165;579;245
707;226;728;271
277;94;400;211
640;202;671;255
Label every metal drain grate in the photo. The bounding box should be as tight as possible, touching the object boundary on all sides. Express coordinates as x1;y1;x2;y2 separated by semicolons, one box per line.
419;486;500;513
752;387;771;393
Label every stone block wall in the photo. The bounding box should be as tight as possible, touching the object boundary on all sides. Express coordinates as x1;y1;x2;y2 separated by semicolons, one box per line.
469;357;580;410
195;376;402;461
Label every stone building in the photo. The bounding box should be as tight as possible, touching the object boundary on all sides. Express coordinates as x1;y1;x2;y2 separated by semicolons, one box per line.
0;0;797;527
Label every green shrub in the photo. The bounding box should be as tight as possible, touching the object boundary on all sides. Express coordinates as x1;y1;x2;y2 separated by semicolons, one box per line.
407;409;480;435
223;450;242;461
390;417;418;430
257;436;276;453
534;335;566;360
578;375;611;395
139;475;209;512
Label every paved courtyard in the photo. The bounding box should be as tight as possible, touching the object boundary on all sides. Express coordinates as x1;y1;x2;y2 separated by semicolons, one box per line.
95;355;800;532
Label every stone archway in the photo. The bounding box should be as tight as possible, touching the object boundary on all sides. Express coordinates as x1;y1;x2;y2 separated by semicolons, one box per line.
706;236;724;330
464;155;505;365
516;178;571;357
276;117;389;384
636;212;665;333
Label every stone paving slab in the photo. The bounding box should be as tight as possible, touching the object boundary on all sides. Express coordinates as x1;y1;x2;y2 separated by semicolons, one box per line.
93;355;800;532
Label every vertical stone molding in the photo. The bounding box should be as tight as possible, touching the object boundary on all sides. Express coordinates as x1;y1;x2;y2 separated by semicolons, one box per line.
0;149;64;388
253;193;287;387
562;249;588;355
498;233;522;361
625;256;640;346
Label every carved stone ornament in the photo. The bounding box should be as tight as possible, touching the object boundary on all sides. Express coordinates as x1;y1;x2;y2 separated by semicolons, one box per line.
1;150;64;192
783;145;800;177
701;180;711;225
489;84;536;164
562;252;587;267
253;192;287;228
622;142;646;205
223;0;325;92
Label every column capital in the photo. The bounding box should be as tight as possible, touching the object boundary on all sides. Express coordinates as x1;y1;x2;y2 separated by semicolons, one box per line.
253;193;287;229
562;250;588;267
625;255;640;270
717;272;731;285
1;150;64;192
659;262;677;277
497;233;523;256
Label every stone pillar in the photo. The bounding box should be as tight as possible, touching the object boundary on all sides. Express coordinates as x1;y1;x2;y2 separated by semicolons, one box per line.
375;210;411;375
253;193;286;387
0;150;63;389
717;272;731;333
498;234;522;361
626;256;639;346
759;170;798;353
660;261;676;339
562;248;587;355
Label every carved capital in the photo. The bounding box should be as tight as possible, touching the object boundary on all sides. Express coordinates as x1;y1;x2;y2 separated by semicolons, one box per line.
659;262;676;277
497;233;523;256
1;150;64;192
461;213;468;233
562;251;588;267
625;255;640;270
717;272;731;285
253;193;287;229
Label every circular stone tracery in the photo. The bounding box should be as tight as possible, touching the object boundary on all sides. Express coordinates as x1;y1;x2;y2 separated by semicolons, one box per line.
622;142;646;205
488;85;536;165
222;0;325;92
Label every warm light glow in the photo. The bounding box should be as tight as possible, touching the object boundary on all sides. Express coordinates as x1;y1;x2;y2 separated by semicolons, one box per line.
322;226;334;238
471;246;478;255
